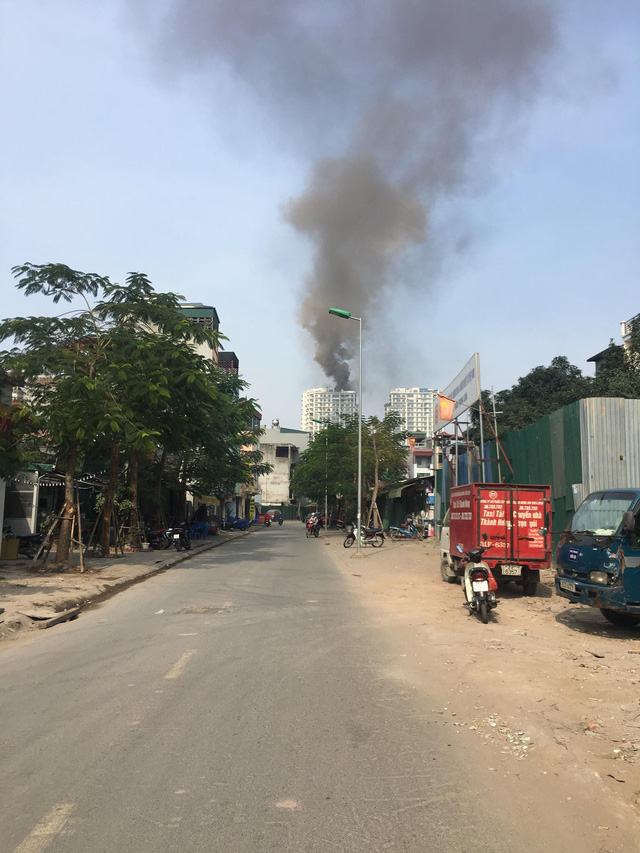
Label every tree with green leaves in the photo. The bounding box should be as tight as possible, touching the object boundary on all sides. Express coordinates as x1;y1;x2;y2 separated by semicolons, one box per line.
290;412;407;521
0;263;266;563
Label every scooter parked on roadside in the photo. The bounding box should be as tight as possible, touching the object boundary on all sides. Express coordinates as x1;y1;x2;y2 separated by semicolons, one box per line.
389;516;424;541
457;537;498;624
343;524;385;549
145;525;172;550
171;522;192;552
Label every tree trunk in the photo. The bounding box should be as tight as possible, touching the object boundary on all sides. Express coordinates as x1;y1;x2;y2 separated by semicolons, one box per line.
101;441;120;556
152;448;167;527
55;446;77;565
128;456;139;542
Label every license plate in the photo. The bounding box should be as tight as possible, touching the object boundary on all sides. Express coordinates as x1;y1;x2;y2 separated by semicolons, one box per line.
173;533;180;539
501;565;521;577
560;579;577;593
472;580;489;592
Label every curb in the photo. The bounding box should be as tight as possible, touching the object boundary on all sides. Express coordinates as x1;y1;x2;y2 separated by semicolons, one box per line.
1;529;254;640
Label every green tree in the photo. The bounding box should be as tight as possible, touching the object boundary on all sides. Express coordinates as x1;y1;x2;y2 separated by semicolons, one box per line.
0;263;266;562
290;412;408;521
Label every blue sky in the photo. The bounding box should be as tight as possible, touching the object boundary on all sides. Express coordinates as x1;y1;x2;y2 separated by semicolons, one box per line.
1;0;638;428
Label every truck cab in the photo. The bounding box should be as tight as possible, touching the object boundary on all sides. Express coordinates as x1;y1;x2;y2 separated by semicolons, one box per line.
556;489;640;628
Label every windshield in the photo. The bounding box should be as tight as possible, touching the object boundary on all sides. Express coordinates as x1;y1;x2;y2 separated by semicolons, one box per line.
571;491;637;536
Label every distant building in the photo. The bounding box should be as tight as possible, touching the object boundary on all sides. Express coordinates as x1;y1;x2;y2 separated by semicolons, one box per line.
588;312;639;375
178;303;220;363
218;351;239;374
384;388;438;437
301;388;358;436
258;426;310;507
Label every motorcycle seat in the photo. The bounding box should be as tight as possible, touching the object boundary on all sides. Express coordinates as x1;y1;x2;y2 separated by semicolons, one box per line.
363;527;383;534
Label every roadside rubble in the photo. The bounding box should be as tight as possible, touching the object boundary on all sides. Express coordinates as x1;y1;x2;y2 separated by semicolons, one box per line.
0;529;251;640
327;533;640;826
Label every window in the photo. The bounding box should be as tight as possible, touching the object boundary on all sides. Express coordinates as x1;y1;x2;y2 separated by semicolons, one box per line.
275;446;289;458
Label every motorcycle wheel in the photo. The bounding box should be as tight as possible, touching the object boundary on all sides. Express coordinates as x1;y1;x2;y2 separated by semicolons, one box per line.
161;535;172;550
306;528;312;538
479;599;489;624
390;530;401;541
371;534;384;548
313;528;319;538
175;541;183;552
343;535;355;549
417;529;424;541
149;540;162;551
184;537;191;550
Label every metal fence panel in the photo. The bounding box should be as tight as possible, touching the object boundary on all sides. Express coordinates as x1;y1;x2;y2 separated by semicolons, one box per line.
580;398;640;492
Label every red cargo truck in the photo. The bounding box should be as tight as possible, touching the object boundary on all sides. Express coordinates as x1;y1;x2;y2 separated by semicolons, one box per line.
440;483;552;596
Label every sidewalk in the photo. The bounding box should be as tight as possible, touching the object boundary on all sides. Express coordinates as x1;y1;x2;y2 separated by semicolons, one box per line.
0;529;252;640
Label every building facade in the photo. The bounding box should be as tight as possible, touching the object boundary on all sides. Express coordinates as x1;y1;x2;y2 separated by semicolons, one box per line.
257;426;310;508
177;303;220;363
301;388;358;436
384;388;438;437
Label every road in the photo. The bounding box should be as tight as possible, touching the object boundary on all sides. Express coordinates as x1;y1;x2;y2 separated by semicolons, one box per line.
0;525;626;851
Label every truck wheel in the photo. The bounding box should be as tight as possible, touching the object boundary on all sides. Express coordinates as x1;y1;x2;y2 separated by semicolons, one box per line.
522;571;540;597
440;558;458;584
600;609;640;628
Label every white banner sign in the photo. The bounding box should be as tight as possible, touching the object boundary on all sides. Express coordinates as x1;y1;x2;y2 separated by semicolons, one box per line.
433;353;480;434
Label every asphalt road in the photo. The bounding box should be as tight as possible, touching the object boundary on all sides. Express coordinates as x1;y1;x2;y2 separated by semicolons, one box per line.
1;525;522;852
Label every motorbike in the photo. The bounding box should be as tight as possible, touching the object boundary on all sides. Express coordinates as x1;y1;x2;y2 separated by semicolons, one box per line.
343;525;385;549
171;522;192;552
389;517;424;541
306;517;320;538
277;516;283;526
264;515;271;527
329;518;346;530
457;541;498;624
146;525;173;550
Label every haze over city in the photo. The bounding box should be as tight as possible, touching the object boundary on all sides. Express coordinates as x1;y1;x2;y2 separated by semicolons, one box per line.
1;0;638;426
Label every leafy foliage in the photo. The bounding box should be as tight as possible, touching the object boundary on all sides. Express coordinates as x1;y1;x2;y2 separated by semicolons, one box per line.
290;413;408;516
0;263;268;558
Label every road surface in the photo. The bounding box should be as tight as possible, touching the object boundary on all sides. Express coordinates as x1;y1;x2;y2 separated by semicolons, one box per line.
0;525;622;851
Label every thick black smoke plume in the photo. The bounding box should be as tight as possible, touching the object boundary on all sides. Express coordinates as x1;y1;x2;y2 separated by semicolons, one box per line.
129;0;559;388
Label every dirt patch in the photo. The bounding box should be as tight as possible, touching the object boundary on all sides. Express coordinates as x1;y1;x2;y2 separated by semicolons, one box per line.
325;533;640;849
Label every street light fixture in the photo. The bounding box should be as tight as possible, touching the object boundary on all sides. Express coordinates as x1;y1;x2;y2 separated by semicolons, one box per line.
328;307;363;555
312;417;329;535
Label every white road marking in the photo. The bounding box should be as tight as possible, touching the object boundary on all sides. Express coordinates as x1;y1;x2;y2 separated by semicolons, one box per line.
178;632;198;637
164;649;197;680
14;803;75;853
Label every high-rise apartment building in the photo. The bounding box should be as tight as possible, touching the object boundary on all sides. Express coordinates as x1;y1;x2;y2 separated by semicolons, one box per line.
301;388;358;436
384;387;438;436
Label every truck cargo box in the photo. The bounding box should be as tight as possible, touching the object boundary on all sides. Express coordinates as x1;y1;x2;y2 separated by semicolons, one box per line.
449;483;552;582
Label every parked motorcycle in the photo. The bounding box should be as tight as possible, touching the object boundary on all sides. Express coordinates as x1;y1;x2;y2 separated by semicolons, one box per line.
171;522;192;552
389;517;424;541
264;515;271;527
343;525;385;549
329;518;346;530
457;540;498;624
146;525;172;550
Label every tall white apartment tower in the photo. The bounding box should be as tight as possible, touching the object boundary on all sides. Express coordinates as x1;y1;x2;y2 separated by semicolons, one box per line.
301;387;358;436
384;387;438;436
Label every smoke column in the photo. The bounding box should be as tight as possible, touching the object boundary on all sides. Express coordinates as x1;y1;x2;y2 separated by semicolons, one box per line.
129;0;559;388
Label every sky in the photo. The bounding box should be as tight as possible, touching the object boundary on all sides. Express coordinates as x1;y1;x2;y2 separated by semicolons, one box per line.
1;0;639;429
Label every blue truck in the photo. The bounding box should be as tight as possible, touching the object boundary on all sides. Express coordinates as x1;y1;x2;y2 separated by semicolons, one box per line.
556;488;640;628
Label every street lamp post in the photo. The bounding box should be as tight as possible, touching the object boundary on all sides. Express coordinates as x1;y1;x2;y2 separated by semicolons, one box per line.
312;417;329;535
329;308;363;556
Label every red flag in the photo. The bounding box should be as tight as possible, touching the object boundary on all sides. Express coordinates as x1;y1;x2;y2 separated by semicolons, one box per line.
438;394;456;422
